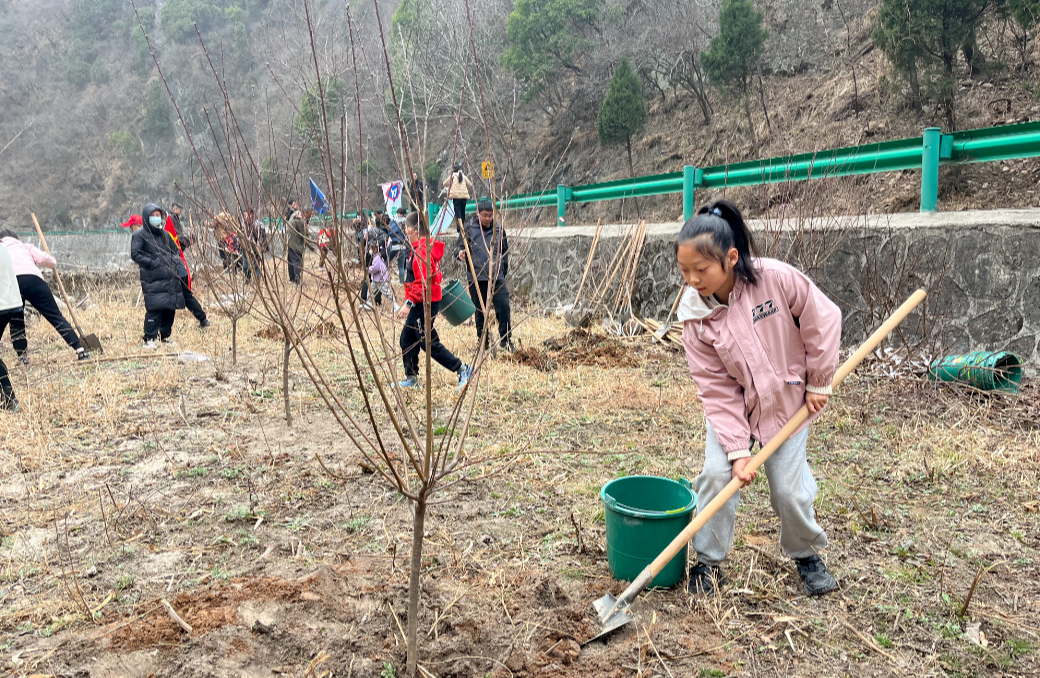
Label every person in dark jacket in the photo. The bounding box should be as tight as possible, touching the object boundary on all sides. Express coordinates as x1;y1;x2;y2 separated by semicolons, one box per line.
388;207;409;283
132;203;186;347
287;208;309;285
456;199;513;352
409;171;425;211
285;199;299;222
166;203;209;328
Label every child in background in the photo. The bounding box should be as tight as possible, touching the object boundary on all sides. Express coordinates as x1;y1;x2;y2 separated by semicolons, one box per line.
317;225;332;269
677;200;841;597
395;212;471;389
360;243;393;310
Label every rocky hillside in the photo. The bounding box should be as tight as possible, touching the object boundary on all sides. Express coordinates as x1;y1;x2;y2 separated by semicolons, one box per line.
0;0;1037;232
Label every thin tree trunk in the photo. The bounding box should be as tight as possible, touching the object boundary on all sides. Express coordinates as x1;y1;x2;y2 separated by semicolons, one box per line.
627;137;642;218
406;495;427;677
908;58;923;115
282;333;292;426
231;317;238;365
757;66;772;132
742;87;757;146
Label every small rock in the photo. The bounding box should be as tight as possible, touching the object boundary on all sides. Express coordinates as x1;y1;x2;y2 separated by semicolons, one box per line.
300;591;321;602
251;619;272;634
965;622;987;647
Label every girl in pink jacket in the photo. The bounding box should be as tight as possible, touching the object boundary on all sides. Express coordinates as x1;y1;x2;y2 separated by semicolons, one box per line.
676;201;841;597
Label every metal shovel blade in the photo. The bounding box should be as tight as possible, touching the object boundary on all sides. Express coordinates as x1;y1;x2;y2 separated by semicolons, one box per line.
652;320;673;340
584;593;635;645
81;333;104;354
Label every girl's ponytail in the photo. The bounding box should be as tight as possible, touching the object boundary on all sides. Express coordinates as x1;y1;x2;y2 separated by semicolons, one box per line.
675;199;759;285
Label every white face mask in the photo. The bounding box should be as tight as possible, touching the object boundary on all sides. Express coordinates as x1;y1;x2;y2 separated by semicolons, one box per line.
148;215;163;227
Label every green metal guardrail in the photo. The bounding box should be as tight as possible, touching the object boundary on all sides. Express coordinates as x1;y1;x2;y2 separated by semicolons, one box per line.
17;121;1040;236
489;120;1040;225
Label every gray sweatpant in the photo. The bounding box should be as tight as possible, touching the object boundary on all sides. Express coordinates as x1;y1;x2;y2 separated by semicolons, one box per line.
692;421;828;566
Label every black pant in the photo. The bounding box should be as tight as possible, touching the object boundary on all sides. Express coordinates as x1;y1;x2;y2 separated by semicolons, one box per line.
469;279;512;348
0;312;18;406
9;275;82;355
400;300;462;378
143;309;176;341
288;249;303;284
360;281;385;306
452;198;468;229
181;276;207;323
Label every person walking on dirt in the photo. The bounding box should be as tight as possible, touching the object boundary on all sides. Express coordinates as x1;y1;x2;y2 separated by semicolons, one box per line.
287;207;309;285
360;242;393;310
443;163;473;231
455;200;513;353
396;211;471;390
676;200;841;597
0;244;23;411
131;203;186;348
241;208;267;283
388;207;409;283
0;230;90;363
165;205;209;329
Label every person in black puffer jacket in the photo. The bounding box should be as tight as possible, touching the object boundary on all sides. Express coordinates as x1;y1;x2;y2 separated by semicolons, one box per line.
132;203;186;347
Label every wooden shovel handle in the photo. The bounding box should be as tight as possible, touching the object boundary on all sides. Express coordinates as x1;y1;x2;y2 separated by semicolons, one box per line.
31;213;85;334
641;288;928;580
573;219;602;304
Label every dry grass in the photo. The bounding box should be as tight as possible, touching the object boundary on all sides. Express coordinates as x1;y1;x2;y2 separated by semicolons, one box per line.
0;271;1037;677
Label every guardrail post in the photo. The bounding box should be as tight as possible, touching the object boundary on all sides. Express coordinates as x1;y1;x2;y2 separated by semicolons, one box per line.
682;166;696;223
921;127;941;212
557;184;567;227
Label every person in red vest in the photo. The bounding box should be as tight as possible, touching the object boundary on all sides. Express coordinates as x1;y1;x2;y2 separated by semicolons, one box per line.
165;203;209;329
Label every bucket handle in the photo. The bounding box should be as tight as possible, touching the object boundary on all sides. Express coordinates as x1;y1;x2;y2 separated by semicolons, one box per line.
603;478;694;515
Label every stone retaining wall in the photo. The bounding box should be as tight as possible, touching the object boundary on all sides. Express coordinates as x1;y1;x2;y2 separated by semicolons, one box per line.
512;210;1040;367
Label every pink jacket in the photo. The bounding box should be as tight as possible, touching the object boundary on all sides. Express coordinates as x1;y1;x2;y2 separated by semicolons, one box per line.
1;237;56;279
680;258;841;460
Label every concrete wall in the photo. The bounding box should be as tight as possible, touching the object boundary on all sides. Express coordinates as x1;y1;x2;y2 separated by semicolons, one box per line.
22;232;132;272
512;209;1040;367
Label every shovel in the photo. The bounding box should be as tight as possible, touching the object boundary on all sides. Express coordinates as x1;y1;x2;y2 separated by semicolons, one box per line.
589;289;928;644
652;285;686;341
31;213;104;354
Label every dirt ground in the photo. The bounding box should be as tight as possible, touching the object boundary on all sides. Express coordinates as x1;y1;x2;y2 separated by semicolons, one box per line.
0;275;1038;678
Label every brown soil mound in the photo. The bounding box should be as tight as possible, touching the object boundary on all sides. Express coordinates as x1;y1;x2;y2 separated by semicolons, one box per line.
509;329;640;371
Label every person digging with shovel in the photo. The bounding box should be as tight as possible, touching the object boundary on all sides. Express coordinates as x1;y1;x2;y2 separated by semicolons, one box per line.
0;230;90;362
677;200;841;597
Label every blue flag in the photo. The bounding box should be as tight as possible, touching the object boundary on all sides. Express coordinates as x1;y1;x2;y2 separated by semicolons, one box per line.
309;178;327;215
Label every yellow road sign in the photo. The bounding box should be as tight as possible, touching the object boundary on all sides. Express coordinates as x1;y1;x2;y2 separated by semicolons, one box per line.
481;161;495;179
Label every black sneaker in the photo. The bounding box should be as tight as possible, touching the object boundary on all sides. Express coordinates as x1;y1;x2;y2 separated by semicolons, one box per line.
795;555;838;596
499;339;516;354
199;318;211;329
76;348;91;361
687;562;726;595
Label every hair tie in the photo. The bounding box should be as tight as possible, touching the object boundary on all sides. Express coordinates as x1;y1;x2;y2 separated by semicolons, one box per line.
712;207;722;217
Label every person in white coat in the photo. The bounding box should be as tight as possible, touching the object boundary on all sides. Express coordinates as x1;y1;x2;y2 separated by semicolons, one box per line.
0;245;23;411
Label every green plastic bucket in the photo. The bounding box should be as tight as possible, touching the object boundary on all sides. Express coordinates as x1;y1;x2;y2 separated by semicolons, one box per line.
601;476;697;589
440;279;475;326
928;351;1023;392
